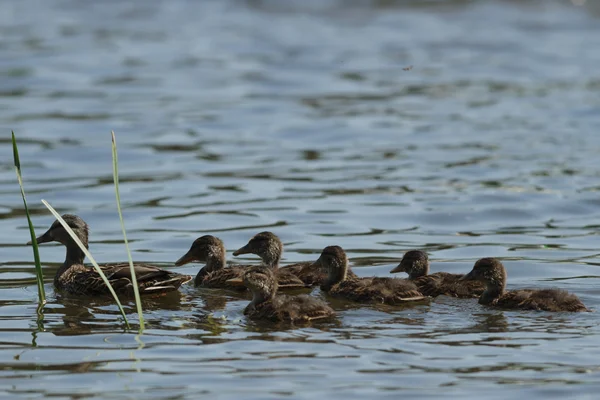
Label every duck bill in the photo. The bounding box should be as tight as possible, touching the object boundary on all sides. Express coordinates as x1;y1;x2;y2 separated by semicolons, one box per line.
175;250;196;266
225;277;245;287
26;229;53;246
389;263;405;274
459;270;477;281
232;244;251;257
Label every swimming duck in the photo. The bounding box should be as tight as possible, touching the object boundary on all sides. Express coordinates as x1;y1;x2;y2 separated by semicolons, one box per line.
233;231;311;288
233;231;356;286
226;265;334;323
175;235;248;291
315;245;428;305
31;214;192;296
390;250;484;298
460;258;588;312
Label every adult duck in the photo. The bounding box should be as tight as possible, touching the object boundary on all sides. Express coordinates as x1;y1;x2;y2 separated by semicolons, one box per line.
32;214;192;296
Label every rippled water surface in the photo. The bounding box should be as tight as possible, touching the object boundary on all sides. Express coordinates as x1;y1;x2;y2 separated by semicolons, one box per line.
2;0;600;398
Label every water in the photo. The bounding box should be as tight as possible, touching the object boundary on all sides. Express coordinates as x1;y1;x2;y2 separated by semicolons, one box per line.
1;0;600;398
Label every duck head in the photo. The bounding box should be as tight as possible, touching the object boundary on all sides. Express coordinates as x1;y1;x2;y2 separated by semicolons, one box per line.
175;235;226;271
390;250;429;278
460;257;507;291
227;266;277;311
28;214;89;248
233;231;283;268
315;245;349;291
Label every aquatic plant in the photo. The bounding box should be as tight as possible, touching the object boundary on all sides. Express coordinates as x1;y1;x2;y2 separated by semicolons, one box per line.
112;131;145;331
12;131;46;304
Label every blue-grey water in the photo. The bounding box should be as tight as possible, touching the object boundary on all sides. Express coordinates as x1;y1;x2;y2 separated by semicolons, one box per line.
2;0;600;398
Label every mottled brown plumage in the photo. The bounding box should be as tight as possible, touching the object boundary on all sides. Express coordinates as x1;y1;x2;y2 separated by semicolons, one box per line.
230;265;334;323
391;250;484;298
461;258;588;312
175;235;248;291
32;214;192;296
316;246;428;305
233;231;309;288
233;231;356;286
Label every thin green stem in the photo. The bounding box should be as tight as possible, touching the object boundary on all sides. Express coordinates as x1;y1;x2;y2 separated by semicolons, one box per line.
111;131;144;332
12;131;46;304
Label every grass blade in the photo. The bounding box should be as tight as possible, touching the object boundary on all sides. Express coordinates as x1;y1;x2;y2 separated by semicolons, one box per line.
41;200;131;329
111;131;144;332
12;131;46;304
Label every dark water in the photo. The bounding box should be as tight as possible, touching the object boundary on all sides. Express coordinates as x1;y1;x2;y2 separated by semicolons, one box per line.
2;0;600;398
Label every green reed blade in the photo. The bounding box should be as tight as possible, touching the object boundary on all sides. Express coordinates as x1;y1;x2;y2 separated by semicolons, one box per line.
41;200;131;329
111;131;144;332
12;131;46;304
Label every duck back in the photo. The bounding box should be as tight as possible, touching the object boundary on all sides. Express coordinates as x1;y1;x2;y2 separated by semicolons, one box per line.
414;272;485;298
330;277;426;305
284;262;359;286
58;263;192;296
494;288;588;312
201;266;248;291
247;294;334;322
276;268;308;289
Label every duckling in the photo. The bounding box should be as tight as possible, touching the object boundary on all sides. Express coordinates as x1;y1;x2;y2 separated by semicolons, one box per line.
233;231;309;288
390;250;484;298
175;235;247;291
315;245;428;305
233;231;356;286
226;265;334;323
461;258;588;312
31;214;192;296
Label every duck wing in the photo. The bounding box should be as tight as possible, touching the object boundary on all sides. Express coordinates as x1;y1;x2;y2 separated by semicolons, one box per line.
282;262;323;286
418;272;485;298
102;263;192;295
330;277;427;305
201;266;248;291
102;263;170;282
62;263;190;296
412;274;445;297
276;269;309;289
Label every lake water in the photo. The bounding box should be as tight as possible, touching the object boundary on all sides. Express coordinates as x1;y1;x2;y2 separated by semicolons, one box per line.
2;0;600;398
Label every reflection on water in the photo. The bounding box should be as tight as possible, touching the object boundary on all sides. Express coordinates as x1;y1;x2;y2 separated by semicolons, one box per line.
2;0;600;398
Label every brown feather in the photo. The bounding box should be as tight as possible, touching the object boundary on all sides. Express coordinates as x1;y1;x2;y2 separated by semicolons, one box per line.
493;288;588;312
241;266;334;323
462;258;588;312
413;272;485;298
246;294;335;322
283;261;358;286
200;265;249;291
328;276;427;305
56;263;192;296
275;268;309;289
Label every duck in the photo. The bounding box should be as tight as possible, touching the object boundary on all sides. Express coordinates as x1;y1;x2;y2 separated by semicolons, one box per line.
174;235;248;291
232;231;311;288
390;250;484;298
315;245;428;305
226;265;334;323
232;231;356;286
460;258;588;312
31;214;192;296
